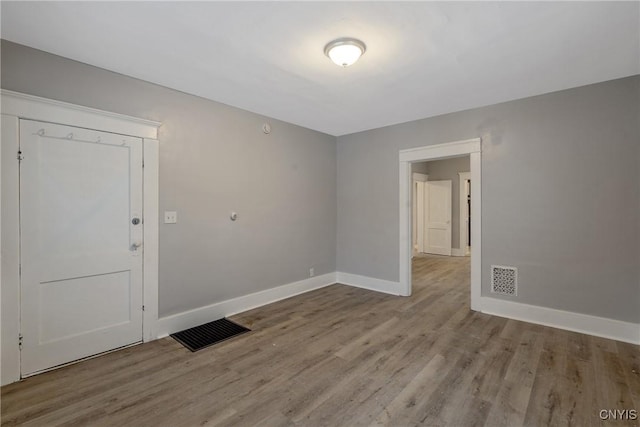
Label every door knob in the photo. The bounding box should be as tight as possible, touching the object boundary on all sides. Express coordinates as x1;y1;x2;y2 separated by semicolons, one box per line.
131;217;141;225
131;242;142;251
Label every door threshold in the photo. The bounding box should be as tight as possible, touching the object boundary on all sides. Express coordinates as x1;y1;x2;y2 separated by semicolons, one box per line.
20;341;142;379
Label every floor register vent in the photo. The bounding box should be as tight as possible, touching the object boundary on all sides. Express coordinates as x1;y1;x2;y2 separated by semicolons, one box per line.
171;318;251;352
491;265;518;296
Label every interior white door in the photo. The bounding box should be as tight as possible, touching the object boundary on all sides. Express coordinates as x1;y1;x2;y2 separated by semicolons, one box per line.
20;120;143;376
424;180;452;256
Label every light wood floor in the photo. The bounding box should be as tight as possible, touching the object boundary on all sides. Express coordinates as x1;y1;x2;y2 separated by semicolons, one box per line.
2;255;638;426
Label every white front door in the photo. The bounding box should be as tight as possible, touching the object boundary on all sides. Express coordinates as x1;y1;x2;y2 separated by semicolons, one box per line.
424;180;452;256
20;120;144;376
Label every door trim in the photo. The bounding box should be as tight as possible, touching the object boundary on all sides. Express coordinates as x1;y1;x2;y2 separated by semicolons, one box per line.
458;171;471;256
415;181;425;254
1;90;159;138
412;173;428;255
1;90;160;385
142;138;159;342
398;138;481;310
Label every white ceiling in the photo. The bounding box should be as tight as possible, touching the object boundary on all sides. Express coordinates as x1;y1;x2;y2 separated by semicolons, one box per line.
2;2;639;136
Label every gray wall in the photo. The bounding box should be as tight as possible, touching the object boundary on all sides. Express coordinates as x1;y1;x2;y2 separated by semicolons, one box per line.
411;162;429;175
416;157;470;250
337;76;640;323
1;40;337;318
3;40;638;325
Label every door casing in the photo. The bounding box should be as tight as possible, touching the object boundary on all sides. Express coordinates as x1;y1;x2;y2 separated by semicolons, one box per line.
412;173;428;255
399;138;481;310
1;90;160;385
458;171;471;256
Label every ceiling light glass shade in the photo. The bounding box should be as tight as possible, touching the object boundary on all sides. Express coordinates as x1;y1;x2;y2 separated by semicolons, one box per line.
324;38;366;67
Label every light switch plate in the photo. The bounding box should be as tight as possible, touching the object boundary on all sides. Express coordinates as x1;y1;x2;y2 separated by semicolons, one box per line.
164;211;177;224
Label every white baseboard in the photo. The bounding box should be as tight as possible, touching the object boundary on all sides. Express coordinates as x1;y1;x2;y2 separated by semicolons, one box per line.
157;273;336;338
415;249;468;257
451;248;469;257
481;296;640;345
336;272;401;296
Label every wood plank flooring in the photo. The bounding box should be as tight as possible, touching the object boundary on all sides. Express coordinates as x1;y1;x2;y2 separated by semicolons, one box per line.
2;255;638;426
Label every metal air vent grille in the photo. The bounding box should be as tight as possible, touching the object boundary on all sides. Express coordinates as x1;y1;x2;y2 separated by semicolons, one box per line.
491;265;517;296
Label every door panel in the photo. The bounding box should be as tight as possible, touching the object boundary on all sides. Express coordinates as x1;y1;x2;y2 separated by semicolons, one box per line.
39;271;132;344
20;120;143;376
424;180;452;256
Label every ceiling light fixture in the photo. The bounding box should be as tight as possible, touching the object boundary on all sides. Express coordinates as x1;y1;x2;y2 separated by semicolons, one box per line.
324;38;366;67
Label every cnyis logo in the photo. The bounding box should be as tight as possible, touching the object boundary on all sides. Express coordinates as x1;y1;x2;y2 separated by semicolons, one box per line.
599;409;638;421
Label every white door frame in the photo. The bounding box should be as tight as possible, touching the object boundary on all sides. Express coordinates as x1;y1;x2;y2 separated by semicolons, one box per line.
458;171;471;256
412;173;428;255
399;138;481;311
1;90;160;385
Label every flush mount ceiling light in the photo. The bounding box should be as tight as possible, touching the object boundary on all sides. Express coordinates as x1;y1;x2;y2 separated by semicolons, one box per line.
324;38;366;67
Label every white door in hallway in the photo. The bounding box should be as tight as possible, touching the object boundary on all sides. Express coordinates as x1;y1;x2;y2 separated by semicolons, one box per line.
424;180;452;256
19;120;144;376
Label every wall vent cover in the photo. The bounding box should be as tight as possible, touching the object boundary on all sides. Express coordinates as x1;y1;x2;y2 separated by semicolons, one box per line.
491;265;517;296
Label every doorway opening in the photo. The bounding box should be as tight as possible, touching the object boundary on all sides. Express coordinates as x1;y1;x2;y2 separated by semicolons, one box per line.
399;139;481;311
412;156;470;257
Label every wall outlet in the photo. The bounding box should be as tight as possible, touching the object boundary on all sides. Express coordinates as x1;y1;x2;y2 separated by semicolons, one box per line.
309;267;315;277
164;211;178;224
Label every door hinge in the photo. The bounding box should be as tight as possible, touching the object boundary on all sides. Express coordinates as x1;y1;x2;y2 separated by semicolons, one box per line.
17;150;24;161
18;334;23;350
142;305;145;312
